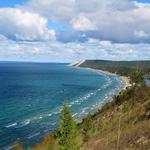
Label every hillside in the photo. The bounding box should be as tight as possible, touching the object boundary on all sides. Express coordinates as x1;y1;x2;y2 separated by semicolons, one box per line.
78;60;150;77
79;84;150;150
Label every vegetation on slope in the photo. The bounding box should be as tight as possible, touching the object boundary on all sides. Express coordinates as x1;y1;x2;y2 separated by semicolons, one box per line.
79;60;150;77
79;84;150;150
13;62;150;150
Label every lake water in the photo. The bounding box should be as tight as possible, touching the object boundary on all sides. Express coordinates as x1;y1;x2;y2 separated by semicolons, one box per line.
0;62;123;149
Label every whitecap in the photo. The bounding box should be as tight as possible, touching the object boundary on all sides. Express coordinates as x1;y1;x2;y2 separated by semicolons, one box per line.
6;123;17;128
50;122;57;126
27;132;40;139
53;111;59;115
39;116;43;119
47;113;52;117
15;119;30;128
68;104;72;107
4;144;17;150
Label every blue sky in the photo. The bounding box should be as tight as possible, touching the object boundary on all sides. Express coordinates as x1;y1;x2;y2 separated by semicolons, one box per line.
0;0;26;7
0;0;149;7
0;0;150;62
130;0;150;2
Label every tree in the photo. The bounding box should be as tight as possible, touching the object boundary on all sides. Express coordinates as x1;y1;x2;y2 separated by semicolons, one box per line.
130;70;145;85
57;102;79;150
82;114;93;142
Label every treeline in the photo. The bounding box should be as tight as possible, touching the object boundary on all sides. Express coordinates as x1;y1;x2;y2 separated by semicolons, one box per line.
79;60;150;77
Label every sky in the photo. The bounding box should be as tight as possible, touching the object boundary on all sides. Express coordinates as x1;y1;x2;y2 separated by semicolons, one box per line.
0;0;150;62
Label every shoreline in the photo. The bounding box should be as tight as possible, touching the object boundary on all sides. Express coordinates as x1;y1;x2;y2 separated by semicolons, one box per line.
74;67;133;126
94;69;131;89
71;66;131;122
75;66;131;90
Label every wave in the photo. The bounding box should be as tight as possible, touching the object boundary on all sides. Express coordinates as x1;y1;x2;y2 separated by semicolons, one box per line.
72;113;78;117
5;119;30;129
27;132;40;139
15;119;30;128
4;77;121;130
76;81;123;121
69;90;98;107
47;113;52;117
4;144;17;150
6;123;17;128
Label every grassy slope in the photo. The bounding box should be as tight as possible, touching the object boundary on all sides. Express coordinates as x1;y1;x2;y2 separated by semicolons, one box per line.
79;84;150;150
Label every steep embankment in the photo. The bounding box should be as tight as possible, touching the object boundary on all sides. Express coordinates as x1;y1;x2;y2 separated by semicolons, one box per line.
79;84;150;150
69;60;86;67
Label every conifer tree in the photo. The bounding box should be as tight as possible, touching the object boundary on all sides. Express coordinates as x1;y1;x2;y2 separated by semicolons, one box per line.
57;102;79;150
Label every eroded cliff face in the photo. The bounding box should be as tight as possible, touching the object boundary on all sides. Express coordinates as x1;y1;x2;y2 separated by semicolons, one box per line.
69;60;86;67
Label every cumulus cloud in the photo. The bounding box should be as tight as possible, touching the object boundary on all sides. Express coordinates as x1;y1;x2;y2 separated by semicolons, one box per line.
70;15;97;31
24;0;76;23
0;38;150;62
23;0;150;43
0;0;150;62
0;8;56;41
134;30;149;38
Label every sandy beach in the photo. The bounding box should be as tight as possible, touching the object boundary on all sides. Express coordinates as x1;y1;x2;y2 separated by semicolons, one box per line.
76;67;131;90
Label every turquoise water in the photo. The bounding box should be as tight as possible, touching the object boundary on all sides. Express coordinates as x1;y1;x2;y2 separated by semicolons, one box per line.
0;62;123;149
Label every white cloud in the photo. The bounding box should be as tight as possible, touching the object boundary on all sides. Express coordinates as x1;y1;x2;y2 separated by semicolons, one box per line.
134;30;148;38
0;0;150;62
70;15;97;31
24;0;150;43
0;8;56;41
24;0;75;23
0;38;150;62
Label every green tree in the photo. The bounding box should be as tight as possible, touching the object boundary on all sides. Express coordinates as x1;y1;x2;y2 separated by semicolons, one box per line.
82;114;93;142
57;102;79;150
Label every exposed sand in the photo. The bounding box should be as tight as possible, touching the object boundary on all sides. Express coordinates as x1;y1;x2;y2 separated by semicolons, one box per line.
68;60;85;67
119;76;131;89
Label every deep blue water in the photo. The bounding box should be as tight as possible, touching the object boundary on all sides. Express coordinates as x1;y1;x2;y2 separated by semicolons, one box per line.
0;62;123;149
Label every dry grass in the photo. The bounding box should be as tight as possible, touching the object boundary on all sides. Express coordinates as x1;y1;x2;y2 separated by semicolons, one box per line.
80;88;150;150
